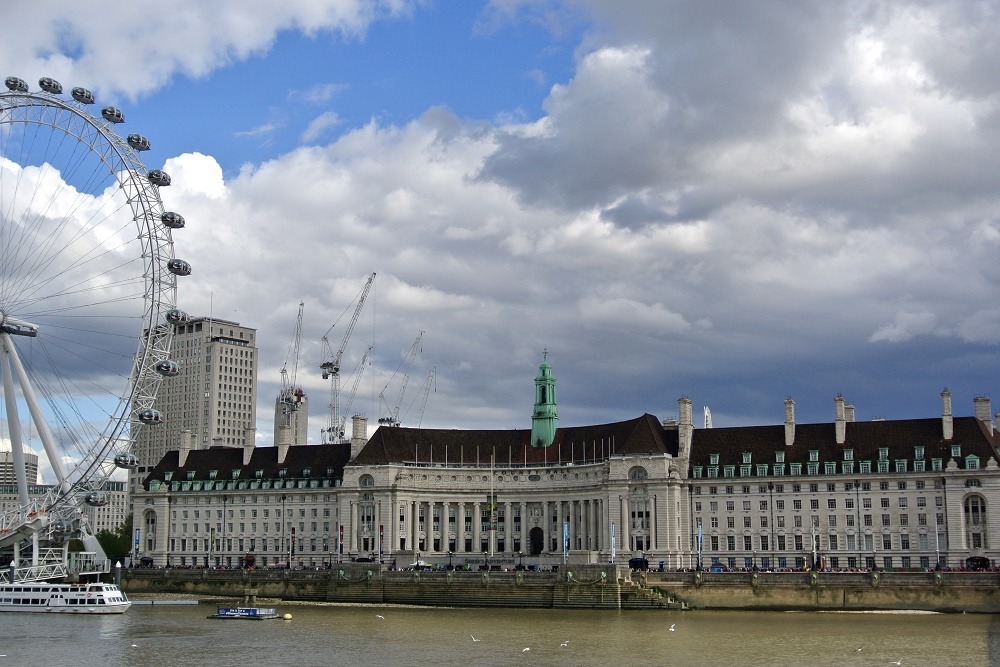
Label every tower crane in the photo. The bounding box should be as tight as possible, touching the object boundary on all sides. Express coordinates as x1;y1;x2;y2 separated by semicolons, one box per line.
320;273;375;444
378;331;423;427
277;301;305;419
336;345;372;440
415;367;435;428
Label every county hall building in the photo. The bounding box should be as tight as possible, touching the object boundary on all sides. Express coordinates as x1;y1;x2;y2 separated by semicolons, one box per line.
135;355;1000;572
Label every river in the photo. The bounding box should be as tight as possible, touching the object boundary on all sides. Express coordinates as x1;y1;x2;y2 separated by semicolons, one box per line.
1;601;997;666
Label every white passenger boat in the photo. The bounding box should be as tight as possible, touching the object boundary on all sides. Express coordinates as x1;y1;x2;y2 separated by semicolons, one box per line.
0;581;130;614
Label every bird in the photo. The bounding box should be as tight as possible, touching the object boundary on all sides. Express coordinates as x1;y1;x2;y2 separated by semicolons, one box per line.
376;614;385;620
889;661;902;666
471;635;480;642
522;647;530;653
669;624;676;632
855;647;863;653
560;641;569;648
130;645;138;648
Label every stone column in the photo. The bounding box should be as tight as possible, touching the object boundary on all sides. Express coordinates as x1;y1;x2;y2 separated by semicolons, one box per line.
457;502;466;552
542;501;550;552
473;502;482;553
504;501;513;552
350;501;358;556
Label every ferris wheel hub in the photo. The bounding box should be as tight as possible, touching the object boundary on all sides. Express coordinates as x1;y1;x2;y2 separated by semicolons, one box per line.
0;313;38;337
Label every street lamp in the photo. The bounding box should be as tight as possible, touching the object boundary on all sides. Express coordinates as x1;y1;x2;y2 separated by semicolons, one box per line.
484;549;489;571
767;481;775;569
447;550;453;570
853;480;861;569
517;551;524;570
222;494;228;568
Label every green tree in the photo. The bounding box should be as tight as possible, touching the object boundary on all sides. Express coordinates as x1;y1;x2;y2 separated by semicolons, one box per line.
95;514;133;563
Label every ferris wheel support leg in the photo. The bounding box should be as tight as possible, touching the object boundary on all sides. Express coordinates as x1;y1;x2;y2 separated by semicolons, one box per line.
31;530;39;568
1;333;71;494
0;348;30;507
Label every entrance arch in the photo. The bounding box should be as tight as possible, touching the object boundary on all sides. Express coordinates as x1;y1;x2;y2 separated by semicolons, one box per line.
529;527;544;555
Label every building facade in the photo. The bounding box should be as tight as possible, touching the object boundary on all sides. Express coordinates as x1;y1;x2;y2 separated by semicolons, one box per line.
135;359;1000;572
131;317;258;503
0;450;38;485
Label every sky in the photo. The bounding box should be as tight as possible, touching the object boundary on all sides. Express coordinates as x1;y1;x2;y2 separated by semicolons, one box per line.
3;0;1000;452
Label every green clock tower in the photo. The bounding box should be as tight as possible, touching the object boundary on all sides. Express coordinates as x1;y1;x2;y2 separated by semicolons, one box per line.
530;350;559;448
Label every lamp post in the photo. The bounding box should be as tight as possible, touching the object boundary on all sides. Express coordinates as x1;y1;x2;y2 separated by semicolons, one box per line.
483;549;489;571
280;494;286;568
447;550;453;570
221;494;228;569
853;480;861;569
517;551;524;570
767;481;775;569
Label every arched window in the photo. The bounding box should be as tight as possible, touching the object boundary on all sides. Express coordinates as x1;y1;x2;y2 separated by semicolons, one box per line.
964;495;987;550
359;474;374;488
628;466;648;481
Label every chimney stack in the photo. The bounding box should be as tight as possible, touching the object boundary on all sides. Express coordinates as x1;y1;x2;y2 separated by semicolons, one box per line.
678;397;694;459
845;404;855;422
835;395;847;445
784;398;795;447
974;395;993;436
178;429;192;467
941;388;953;440
351;414;369;459
243;425;256;465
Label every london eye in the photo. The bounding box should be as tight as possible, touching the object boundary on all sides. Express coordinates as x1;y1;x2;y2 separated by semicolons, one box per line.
0;76;188;569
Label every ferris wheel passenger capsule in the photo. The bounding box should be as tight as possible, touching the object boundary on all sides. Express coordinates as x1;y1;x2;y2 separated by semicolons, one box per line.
101;106;125;123
114;453;139;469
85;491;109;507
137;408;164;425
148;170;171;187
38;77;62;94
161;212;185;229
127;133;150;151
167;258;191;276
165;308;190;325
154;359;180;376
5;76;28;92
71;87;95;104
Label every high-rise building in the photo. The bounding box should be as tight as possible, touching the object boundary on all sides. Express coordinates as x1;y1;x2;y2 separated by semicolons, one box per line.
130;317;258;499
0;450;38;485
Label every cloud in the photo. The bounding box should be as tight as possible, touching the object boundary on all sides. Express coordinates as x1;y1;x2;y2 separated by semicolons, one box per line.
870;311;939;343
0;0;419;99
291;82;349;104
301;111;343;143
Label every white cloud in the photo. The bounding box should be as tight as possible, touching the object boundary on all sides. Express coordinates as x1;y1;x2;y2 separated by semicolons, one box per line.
301;111;343;143
870;311;939;343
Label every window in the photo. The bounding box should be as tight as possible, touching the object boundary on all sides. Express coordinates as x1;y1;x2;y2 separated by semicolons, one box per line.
742;452;752;464
860;462;871;474
951;445;961;458
629;467;648;480
844;449;854;461
878;448;889;461
914;446;924;460
810;499;819;510
899;498;908;508
726;501;735;511
359;475;374;488
793;500;802;510
775;451;785;463
824;462;836;474
809;450;819;462
710;454;720;465
827;499;837;509
967;456;981;470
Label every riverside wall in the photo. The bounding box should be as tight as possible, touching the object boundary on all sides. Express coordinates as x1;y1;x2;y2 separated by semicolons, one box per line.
121;566;1000;613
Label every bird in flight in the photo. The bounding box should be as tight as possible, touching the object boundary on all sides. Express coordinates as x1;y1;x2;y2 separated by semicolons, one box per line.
522;647;530;653
560;641;569;647
471;635;480;642
376;614;385;620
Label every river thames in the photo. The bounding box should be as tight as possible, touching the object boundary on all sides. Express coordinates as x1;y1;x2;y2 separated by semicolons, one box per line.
2;601;998;666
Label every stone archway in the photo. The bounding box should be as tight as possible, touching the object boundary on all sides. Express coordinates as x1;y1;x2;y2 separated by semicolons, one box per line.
529;527;544;556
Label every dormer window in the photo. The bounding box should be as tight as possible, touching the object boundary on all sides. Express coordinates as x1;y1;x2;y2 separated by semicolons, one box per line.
775;451;785;464
278;468;287;478
809;450;819;462
914;446;924;460
208;470;218;480
302;468;311;478
186;471;195;481
231;469;240;479
966;455;980;470
878;448;889;461
255;469;263;479
710;454;720;466
843;449;854;461
951;445;961;458
742;452;752;464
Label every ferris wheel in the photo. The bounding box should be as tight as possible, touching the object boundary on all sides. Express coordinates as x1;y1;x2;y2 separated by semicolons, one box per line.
0;75;190;552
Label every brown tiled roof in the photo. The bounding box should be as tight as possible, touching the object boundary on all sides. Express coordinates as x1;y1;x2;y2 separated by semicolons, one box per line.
689;416;999;470
143;442;352;488
350;413;677;466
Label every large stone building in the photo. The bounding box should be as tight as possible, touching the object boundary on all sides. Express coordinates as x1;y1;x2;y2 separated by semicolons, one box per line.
135;356;1000;572
0;450;37;485
130;317;258;503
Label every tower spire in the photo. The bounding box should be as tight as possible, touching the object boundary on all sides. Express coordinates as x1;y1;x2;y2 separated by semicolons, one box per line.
530;351;558;448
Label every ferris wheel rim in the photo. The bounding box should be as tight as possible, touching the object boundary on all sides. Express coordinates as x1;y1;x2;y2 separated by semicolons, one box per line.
0;82;179;527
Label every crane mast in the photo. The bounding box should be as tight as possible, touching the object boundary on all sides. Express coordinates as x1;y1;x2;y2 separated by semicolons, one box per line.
378;331;423;427
320;273;375;444
415;367;435;428
337;345;372;440
278;301;305;414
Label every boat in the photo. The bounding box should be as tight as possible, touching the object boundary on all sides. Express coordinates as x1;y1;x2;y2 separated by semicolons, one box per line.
0;581;130;614
207;606;282;620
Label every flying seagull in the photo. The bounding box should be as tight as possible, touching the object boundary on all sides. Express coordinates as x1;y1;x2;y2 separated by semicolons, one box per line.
471;635;480;642
376;614;385;620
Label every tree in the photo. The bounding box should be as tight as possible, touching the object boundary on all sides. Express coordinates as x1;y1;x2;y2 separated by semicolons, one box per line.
95;514;133;563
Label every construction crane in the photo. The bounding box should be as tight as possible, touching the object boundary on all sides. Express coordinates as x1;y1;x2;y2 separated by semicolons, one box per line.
277;301;305;418
319;273;375;444
378;331;423;427
415;367;435;428
335;345;372;440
